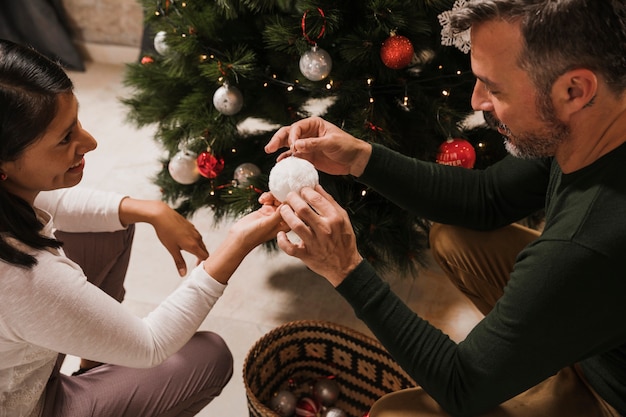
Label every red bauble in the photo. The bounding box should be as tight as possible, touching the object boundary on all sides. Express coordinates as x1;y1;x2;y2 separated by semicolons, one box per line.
380;35;414;69
196;151;224;178
141;56;154;65
436;138;476;169
295;397;321;417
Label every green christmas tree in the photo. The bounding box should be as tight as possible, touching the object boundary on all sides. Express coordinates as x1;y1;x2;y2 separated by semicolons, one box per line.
122;0;506;274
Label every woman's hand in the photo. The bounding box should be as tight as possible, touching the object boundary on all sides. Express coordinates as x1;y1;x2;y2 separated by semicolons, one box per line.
203;193;288;284
265;116;372;178
228;192;288;252
119;198;208;276
277;185;363;287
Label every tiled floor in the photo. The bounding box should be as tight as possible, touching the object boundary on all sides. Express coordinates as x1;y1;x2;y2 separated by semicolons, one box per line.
60;61;483;416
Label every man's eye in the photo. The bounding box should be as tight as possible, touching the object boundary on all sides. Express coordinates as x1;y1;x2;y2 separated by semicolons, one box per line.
484;84;500;96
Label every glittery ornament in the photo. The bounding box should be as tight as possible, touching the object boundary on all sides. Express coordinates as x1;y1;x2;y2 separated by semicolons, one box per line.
168;150;200;184
196;150;224;178
299;45;332;81
233;163;261;186
153;31;169;55
436;138;476;168
295;397;321;417
269;390;297;417
380;34;414;69
212;83;244;115
313;378;340;407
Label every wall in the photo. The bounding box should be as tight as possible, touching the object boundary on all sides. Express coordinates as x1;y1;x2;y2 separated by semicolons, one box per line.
62;0;144;63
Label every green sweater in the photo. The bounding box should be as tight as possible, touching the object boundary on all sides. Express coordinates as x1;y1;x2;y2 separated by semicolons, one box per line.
337;143;626;416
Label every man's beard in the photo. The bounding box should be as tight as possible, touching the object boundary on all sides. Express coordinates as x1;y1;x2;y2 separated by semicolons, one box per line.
483;103;569;159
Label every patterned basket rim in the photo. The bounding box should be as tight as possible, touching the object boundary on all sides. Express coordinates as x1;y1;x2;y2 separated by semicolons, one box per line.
242;320;411;417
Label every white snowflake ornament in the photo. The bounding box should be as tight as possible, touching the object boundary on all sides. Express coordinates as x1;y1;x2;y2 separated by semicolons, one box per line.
438;0;471;54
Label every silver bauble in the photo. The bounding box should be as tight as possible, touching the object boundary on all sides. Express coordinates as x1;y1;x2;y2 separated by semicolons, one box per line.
322;407;347;417
313;378;340;407
299;46;332;81
153;31;169;55
212;84;244;115
269;390;297;417
168;150;200;184
233;163;261;186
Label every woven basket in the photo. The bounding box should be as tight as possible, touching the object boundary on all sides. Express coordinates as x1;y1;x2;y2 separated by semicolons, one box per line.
243;320;416;417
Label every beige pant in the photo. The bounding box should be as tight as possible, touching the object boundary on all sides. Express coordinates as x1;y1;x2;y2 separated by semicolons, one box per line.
370;223;621;417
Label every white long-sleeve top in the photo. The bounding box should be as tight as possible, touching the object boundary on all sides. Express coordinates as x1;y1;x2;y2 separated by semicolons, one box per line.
0;188;226;417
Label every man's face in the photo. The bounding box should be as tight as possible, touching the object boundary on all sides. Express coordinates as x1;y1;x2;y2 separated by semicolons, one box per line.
469;19;569;159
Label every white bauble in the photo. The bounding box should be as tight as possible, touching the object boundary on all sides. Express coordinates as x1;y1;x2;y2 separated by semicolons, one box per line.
268;156;319;202
212;84;244;115
168;150;200;184
153;31;169;55
299;46;332;81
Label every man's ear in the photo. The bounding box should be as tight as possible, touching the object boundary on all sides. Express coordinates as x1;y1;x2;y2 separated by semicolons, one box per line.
552;68;598;117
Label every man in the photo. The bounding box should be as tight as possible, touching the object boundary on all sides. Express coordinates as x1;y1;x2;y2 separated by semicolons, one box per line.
265;1;626;416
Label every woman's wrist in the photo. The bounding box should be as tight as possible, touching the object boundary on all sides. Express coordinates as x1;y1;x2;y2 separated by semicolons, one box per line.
202;234;250;284
118;198;167;227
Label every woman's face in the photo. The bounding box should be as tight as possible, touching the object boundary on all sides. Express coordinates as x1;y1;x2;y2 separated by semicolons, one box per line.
0;92;97;204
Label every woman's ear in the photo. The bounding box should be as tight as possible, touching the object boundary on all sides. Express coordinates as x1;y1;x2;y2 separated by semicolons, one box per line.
552;68;598;118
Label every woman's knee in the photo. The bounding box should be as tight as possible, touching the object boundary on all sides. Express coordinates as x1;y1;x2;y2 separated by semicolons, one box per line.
187;331;234;382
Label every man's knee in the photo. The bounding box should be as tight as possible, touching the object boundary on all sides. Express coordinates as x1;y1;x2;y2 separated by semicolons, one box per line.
370;388;450;417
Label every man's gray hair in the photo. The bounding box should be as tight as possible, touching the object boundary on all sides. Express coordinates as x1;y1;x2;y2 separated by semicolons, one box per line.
448;0;626;95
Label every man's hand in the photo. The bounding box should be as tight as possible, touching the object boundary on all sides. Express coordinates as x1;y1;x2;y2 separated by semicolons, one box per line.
265;116;372;178
277;185;363;287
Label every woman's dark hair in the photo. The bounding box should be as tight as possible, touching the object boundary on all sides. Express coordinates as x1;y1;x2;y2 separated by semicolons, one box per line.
0;39;74;268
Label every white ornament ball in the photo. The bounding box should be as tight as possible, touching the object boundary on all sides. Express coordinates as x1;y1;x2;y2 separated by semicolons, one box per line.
299;46;332;81
168;150;200;184
153;31;169;55
268;156;319;202
212;84;244;116
233;163;261;187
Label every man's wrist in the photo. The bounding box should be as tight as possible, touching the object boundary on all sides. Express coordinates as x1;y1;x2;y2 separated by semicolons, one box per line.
350;142;373;177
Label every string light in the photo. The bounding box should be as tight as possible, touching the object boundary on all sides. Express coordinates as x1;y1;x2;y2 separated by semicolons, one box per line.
367;78;374;103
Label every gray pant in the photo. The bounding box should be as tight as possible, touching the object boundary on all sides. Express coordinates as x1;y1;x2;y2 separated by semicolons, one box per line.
43;227;233;417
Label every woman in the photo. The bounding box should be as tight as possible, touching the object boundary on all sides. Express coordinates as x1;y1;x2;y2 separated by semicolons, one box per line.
0;39;286;417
